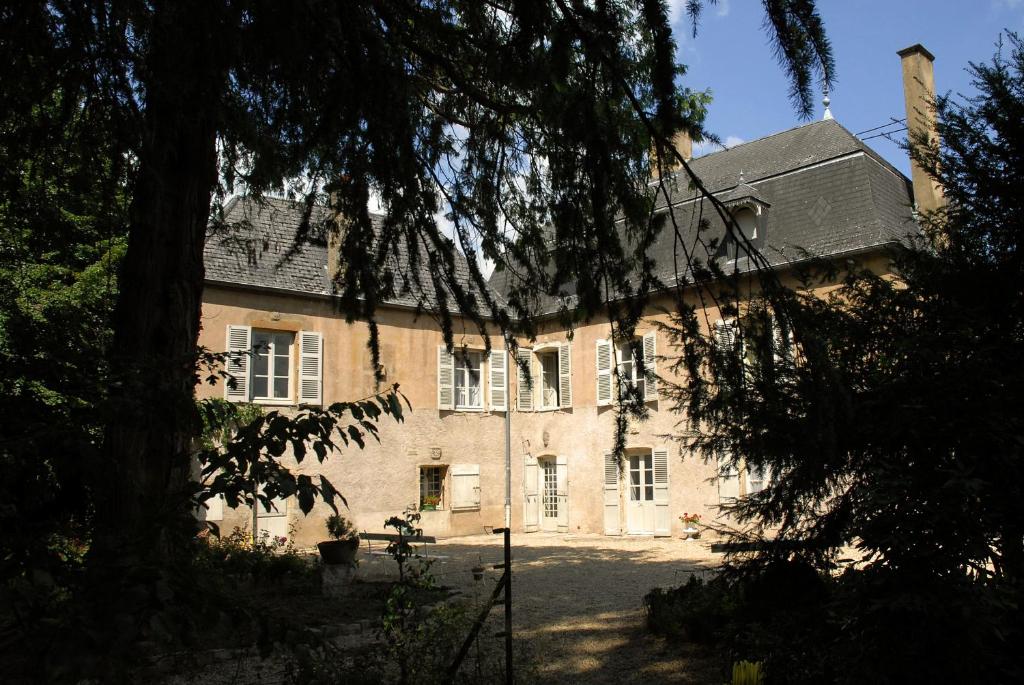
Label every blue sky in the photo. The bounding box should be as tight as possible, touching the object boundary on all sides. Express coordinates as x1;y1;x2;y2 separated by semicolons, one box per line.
669;0;1024;175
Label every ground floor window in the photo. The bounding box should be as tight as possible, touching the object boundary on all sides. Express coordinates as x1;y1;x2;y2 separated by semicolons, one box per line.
419;465;446;510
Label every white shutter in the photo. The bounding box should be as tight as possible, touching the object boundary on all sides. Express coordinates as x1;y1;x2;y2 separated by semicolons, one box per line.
653;447;670;536
516;348;534;412
555;455;569;532
225;325;252;402
297;331;323;405
437;346;455;410
642;331;658;400
558;342;572;408
718;452;740;502
596;339;613;406
714;319;737;350
523;455;539;532
489;349;507;411
450;464;481;510
197;493;224;522
772;314;795;363
603;452;620;535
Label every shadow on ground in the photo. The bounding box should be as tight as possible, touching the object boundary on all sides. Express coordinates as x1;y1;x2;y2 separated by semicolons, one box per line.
398;535;726;684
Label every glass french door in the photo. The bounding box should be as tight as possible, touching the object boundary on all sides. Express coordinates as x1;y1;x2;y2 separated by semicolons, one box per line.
541;460;559;531
626;453;655;534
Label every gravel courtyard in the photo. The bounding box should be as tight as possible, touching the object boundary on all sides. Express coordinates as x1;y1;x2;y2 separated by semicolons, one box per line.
420;532;724;684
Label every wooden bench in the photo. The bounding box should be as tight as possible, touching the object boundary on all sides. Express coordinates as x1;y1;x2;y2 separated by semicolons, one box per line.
359;531;446;559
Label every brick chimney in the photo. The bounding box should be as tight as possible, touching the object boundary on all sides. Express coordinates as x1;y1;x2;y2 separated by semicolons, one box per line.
326;191;346;291
897;44;946;214
651;129;693;178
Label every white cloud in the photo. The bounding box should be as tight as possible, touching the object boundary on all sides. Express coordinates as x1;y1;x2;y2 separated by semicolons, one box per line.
692;134;745;157
716;0;731;17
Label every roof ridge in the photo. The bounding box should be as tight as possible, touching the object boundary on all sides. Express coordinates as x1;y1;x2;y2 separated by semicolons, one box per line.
687;118;835;165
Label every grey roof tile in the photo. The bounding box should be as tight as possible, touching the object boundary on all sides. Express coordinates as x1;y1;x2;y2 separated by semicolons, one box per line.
204;119;918;319
204;196;487;312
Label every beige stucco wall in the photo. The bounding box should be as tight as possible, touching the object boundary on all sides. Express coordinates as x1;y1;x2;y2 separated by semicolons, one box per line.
197;252;892;546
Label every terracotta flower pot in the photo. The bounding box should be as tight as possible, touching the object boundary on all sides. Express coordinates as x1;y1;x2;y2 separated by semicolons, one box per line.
317;538;360;565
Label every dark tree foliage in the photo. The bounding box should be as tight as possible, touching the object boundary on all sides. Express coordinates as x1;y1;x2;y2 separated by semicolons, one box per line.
661;35;1024;683
0;89;130;582
0;0;834;678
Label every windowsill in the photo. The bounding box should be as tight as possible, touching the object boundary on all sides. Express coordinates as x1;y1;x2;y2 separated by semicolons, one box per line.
252;398;294;406
453;406;484;413
450;506;481;513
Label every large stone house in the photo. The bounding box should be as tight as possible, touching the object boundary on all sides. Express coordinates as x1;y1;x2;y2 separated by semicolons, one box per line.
195;46;940;548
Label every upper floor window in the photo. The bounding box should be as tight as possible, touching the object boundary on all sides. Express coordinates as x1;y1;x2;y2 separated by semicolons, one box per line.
224;325;322;405
515;343;572;412
596;332;657;406
252;330;294;401
454;351;483;410
537;349;561;409
438;346;507;412
717;204;765;261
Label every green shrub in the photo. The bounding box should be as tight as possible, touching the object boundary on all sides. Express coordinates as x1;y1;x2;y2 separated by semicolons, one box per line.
644;574;736;643
193;527;314;584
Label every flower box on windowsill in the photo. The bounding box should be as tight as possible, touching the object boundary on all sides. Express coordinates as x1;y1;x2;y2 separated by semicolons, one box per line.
420;504;438;511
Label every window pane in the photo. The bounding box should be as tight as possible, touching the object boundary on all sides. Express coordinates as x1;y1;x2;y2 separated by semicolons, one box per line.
253;376;268;398
253;348;269;376
273;377;289;398
645;485;654;501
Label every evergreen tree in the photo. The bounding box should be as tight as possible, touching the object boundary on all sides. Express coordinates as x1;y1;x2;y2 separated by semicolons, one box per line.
664;33;1024;682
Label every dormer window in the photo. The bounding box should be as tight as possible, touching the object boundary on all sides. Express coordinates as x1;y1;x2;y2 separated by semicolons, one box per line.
734;207;758;242
716;192;769;262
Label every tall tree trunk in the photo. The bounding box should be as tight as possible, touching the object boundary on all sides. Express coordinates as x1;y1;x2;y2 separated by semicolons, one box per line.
90;0;225;581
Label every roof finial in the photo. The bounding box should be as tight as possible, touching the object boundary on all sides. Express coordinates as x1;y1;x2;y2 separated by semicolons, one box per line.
823;84;834;120
738;169;745;184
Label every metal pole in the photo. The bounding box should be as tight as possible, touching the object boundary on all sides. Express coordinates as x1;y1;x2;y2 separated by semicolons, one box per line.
503;526;513;685
504;344;512;529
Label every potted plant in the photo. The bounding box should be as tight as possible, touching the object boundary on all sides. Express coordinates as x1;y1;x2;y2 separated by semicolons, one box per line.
317;514;360;565
420;495;441;511
679;512;702;540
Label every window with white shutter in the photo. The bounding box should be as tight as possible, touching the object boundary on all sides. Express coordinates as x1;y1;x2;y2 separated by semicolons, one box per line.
489;349;507;411
225;325;252;402
596;339;613;406
642;331;658;401
437;346;455;410
537;349;560;409
558;343;572;408
450;464;481;510
516;348;534;411
297;331;323;405
252;330;295;401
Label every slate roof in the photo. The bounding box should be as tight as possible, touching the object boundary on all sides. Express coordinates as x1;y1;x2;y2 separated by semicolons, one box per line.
204;119;918;317
489;118;918;313
203;196;485;312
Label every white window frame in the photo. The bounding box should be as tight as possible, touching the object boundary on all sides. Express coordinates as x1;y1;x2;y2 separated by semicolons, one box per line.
419;465;447;510
251;330;295;403
615;341;646;400
537;348;560;410
454;350;484;411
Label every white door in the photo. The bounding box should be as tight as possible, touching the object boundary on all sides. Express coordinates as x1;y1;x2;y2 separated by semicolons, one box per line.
256;496;289;542
540;459;559;532
626;453;655;534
